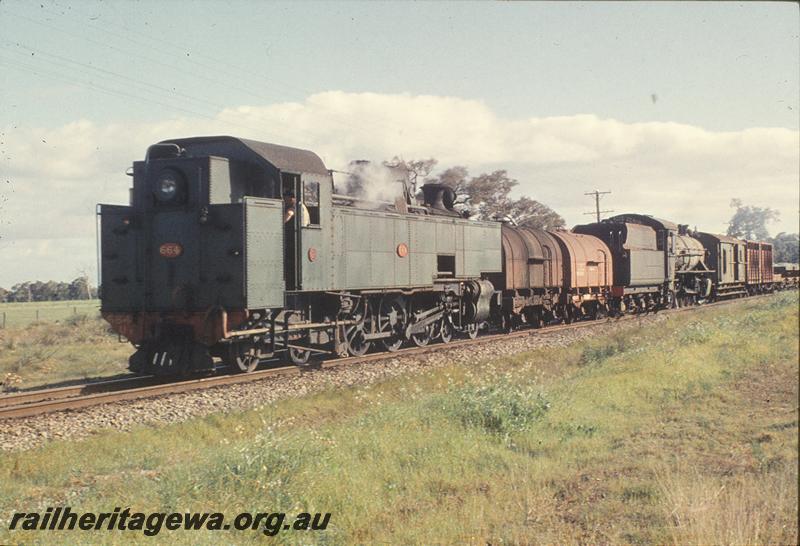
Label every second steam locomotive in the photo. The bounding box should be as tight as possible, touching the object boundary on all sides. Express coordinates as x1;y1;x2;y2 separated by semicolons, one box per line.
98;136;778;375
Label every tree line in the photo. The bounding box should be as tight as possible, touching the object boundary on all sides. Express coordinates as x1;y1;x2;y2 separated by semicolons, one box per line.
726;199;799;263
342;156;567;230
0;277;97;303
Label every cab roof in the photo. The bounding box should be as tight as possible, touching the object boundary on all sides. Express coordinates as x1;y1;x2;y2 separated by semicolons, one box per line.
152;136;329;175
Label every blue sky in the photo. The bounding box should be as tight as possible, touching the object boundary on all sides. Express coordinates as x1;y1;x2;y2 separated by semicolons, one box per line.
0;1;798;286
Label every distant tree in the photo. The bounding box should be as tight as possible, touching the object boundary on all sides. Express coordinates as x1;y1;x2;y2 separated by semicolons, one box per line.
382;157;438;196
10;282;32;302
69;277;93;300
769;232;799;263
2;278;96;302
506;196;567;230
434;165;470;192
76;269;94;299
386;158;567;229
726;198;779;240
456;170;566;229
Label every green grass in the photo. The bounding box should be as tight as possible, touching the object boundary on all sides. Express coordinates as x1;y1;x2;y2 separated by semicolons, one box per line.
1;292;797;545
0;300;101;329
0;314;130;390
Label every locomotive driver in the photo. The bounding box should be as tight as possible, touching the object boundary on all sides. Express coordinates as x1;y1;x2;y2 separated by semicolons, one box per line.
283;190;310;227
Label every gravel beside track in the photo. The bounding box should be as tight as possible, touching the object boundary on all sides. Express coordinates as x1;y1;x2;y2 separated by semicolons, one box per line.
0;314;668;452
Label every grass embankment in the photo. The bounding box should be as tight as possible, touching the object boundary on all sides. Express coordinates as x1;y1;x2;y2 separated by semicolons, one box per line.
0;315;130;390
1;293;797;545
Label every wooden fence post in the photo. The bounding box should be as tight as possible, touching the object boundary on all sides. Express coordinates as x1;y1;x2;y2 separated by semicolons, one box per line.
36;309;40;321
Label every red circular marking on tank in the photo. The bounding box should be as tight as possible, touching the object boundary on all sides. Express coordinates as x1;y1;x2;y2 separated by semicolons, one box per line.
159;243;183;258
308;247;317;262
396;243;409;258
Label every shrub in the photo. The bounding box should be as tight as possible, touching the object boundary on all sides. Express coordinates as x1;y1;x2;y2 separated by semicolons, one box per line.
440;382;550;437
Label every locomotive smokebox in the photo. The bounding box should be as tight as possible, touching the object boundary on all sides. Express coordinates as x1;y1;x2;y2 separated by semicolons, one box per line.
421;183;457;212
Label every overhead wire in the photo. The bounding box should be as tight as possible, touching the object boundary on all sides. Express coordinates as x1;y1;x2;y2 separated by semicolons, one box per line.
0;53;276;135
0;40;230;112
0;3;468;170
50;1;403;137
0;6;389;137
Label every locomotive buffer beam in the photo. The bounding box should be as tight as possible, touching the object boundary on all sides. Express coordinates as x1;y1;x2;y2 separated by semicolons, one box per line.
404;307;446;338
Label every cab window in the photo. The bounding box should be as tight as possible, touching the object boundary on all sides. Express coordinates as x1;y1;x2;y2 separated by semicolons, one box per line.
303;180;320;225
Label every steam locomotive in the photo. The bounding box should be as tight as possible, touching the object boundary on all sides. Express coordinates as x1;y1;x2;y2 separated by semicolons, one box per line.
98;136;777;375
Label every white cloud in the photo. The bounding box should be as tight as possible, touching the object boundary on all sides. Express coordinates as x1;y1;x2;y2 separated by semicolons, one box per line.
0;91;797;286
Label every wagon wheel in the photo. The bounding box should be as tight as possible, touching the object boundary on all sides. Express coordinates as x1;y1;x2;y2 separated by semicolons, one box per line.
524;308;544;329
500;312;515;332
439;318;453;344
411;323;433;347
287;346;311;366
345;306;373;357
666;290;677;309
225;340;259;373
377;296;406;352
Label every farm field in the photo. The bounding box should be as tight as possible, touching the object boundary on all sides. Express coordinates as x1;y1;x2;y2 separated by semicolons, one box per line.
0;292;797;544
0;312;130;391
0;300;101;329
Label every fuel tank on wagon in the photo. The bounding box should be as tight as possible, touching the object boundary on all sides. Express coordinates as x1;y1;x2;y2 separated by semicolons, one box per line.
548;229;613;290
498;225;613;292
499;225;563;291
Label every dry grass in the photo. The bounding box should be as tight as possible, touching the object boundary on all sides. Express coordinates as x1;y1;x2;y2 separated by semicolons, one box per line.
0;315;130;390
657;466;796;546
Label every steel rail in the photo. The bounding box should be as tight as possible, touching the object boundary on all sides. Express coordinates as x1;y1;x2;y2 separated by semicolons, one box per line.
0;375;160;409
0;294;778;420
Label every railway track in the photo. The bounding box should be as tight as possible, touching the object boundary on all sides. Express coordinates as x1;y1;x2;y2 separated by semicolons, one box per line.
0;294;779;420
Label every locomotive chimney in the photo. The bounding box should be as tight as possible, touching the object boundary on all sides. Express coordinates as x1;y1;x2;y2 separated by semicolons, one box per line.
421;183;456;212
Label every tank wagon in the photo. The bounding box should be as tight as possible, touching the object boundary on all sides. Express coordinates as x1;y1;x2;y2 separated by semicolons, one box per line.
489;226;612;328
573;214;712;310
100;136;500;374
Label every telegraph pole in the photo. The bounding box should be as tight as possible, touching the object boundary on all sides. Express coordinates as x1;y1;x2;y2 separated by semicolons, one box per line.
583;190;613;222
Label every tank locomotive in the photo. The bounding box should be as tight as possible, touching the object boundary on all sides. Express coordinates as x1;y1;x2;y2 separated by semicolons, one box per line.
100;136;500;374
